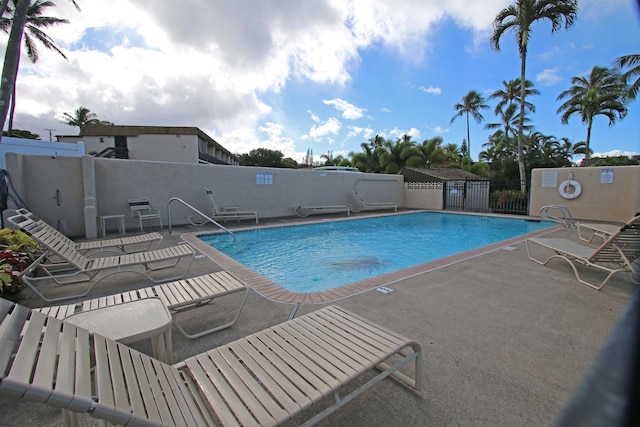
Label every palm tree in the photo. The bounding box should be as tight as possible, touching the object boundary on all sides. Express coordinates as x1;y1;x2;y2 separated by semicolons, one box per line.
350;142;385;173
556;65;628;166
0;0;70;136
491;0;578;191
450;90;489;161
485;103;533;146
417;136;444;168
0;0;29;142
62;106;102;129
488;78;539;115
614;54;640;100
379;135;421;174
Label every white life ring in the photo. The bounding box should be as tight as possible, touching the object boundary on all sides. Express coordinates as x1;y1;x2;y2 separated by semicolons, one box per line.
558;180;582;199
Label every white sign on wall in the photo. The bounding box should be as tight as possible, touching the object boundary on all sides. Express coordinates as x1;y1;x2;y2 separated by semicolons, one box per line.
600;168;614;184
541;170;558;188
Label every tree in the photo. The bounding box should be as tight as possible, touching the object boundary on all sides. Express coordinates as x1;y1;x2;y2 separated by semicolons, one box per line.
614;54;640;100
2;128;38;138
379;135;421;174
491;0;578;191
238;148;286;167
62;106;102;129
556;65;628;166
419;136;447;168
350;142;385;173
0;0;29;143
484;103;532;148
488;78;539;115
0;0;70;136
450;90;489;161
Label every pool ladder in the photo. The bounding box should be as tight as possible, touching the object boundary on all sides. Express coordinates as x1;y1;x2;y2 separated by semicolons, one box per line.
166;197;236;241
539;205;577;228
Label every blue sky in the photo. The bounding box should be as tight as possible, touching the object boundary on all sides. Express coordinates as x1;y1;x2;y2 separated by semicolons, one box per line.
3;0;639;164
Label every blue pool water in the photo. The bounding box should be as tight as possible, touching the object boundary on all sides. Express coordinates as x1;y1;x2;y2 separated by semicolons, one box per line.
200;212;552;293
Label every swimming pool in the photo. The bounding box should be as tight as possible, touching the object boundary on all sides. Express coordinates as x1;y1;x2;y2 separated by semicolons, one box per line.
197;212;554;295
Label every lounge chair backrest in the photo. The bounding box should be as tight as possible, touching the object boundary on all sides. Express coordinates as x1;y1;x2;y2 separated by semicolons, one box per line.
129;198;153;215
590;216;640;267
204;188;221;214
19;220;89;268
11;208;77;248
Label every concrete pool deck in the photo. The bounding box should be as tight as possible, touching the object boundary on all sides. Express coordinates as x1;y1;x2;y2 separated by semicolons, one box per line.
3;210;637;426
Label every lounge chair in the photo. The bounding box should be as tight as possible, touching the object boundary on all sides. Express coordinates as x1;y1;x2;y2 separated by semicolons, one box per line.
526;215;640;290
189;187;259;225
538;205;638;244
577;222;625;243
0;299;423;427
8;212;195;302
295;205;350;217
129;198;163;231
351;191;397;213
9;208;163;255
37;272;248;340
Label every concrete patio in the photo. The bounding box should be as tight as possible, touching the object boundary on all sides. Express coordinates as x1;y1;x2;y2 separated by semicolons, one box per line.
2;212;636;426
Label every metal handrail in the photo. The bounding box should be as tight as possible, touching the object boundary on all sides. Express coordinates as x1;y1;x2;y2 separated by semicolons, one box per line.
539;204;577;228
167;197;236;240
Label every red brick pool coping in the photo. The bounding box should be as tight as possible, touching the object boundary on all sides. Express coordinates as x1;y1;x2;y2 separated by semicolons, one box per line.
182;215;561;305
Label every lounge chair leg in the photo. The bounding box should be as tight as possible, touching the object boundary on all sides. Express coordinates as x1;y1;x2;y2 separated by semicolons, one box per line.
172;287;249;340
288;303;300;320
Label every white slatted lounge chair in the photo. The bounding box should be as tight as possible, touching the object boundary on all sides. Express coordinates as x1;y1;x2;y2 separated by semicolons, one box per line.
0;299;423;427
576;211;639;243
190;188;258;225
577;222;625;243
37;272;248;340
526;215;640;290
129;198;163;230
295;205;350;217
538;205;638;244
351;191;397;213
10;208;163;255
9;213;195;303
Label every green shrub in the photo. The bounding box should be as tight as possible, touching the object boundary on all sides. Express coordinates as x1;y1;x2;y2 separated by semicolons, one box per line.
0;229;40;301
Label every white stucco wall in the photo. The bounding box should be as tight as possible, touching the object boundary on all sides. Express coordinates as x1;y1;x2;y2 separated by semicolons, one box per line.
529;166;640;223
4;154;404;237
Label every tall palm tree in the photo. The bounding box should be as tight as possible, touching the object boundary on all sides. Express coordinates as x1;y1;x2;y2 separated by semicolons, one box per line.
450;89;489;161
488;78;539;115
0;0;29;142
614;54;640;100
62;106;102;129
556;65;628;166
0;0;70;135
491;0;578;191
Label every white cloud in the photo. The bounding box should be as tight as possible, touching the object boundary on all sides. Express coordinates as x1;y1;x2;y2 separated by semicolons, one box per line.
347;125;375;140
387;127;421;140
380;107;392;113
323;98;366;119
536;68;563;87
307;110;321;123
592;149;640;158
419;85;442;94
434;126;449;133
302;117;342;140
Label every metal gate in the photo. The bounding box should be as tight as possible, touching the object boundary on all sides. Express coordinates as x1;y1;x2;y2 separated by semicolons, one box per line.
444;180;490;212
